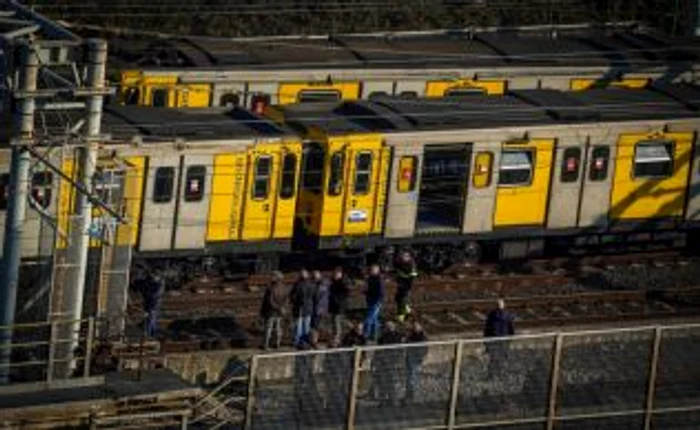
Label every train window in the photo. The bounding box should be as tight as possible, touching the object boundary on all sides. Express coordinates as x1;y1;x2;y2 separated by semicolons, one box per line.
560;147;582;183
153;167;175;203
302;143;324;195
368;91;389;101
280;153;297;199
253;156;272;200
397;156;417;193
298;90;341;103
589;146;610;181
124;87;140;105
328;151;345;197
498;150;534;186
219;93;240;108
151;88;169;107
251;93;270;115
633;141;674;178
445;87;486;97
0;173;9;210
353;152;373;195
472;151;493;188
31;171;53;208
94;169;124;206
184;165;206;202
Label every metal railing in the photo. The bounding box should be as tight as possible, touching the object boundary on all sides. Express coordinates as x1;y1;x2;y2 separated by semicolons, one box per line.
244;323;700;430
0;313;142;385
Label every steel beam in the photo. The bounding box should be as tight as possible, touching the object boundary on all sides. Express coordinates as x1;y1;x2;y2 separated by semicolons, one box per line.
54;39;107;378
0;41;38;384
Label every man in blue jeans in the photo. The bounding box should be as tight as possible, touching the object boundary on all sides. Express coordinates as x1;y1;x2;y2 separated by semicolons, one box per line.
290;269;315;348
363;264;385;341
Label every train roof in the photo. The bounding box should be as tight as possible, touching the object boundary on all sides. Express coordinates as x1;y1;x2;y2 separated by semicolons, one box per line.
277;84;700;135
110;24;700;71
101;106;291;141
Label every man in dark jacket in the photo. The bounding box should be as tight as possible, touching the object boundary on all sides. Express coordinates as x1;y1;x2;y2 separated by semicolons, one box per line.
260;271;286;349
363;264;385;341
394;251;418;322
311;270;330;332
328;267;351;346
142;270;165;338
404;320;428;402
483;299;515;378
290;269;315;347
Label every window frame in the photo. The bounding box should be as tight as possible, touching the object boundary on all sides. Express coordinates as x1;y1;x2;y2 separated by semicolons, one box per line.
151;88;169;107
0;173;10;211
353;152;373;196
252;155;272;201
184;165;207;202
632;140;675;179
560;147;582;183
445;87;486;97
472;151;494;189
124;87;140;106
153;166;175;204
327;151;345;197
31;171;53;209
497;149;535;187
397;156;418;193
219;93;240;108
297;89;342;103
301;143;325;195
279;153;298;200
588;145;610;182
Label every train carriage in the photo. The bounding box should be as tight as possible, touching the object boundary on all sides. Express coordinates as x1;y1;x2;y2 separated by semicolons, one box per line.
114;24;700;111
273;83;700;262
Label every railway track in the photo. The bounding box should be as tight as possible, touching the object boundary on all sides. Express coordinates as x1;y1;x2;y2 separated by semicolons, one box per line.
141;286;700;354
120;251;700;353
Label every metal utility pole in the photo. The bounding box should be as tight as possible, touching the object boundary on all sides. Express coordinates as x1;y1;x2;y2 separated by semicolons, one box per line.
0;41;38;384
60;38;107;375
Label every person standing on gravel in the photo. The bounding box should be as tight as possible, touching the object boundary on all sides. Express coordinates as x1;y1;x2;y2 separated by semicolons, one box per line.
142;269;165;338
363;264;385;341
329;266;352;346
312;270;330;333
290;269;315;348
394;251;418;322
483;299;515;378
260;271;286;349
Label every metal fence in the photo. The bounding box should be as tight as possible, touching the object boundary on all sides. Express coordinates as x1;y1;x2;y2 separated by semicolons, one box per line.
245;323;700;430
0;314;134;384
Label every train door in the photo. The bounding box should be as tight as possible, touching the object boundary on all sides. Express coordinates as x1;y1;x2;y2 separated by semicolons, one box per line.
174;155;213;249
319;135;385;238
493;139;554;227
416;144;471;234
139;154;180;252
578;143;616;227
242;144;280;241
546;141;586;229
340;146;389;236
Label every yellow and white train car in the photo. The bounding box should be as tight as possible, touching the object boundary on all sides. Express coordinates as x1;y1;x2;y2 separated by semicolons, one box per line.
114;25;700;112
274;83;700;261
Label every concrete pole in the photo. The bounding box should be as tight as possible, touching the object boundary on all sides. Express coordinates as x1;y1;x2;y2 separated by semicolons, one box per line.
0;42;38;384
62;39;107;375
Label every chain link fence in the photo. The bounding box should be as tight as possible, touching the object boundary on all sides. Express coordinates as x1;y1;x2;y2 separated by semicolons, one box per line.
246;323;700;430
